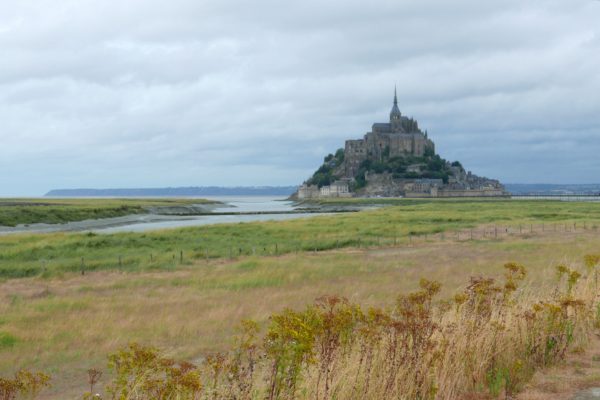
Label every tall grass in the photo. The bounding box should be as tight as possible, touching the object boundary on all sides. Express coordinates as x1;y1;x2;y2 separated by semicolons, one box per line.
4;256;598;399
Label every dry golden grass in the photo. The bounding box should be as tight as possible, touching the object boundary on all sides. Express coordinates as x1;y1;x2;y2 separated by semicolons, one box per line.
1;227;600;398
516;333;600;399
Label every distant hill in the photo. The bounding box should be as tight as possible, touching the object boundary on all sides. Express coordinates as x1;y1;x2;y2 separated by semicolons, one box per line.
45;186;298;197
504;184;600;195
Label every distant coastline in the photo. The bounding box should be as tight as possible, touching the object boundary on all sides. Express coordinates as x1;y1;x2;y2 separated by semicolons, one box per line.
44;184;600;198
504;183;600;195
45;186;298;197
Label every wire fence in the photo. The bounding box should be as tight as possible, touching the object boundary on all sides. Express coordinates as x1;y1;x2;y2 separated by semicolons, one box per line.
65;221;600;277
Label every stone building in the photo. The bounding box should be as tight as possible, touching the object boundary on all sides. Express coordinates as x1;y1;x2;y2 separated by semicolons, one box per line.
294;88;507;199
344;88;435;178
298;179;351;199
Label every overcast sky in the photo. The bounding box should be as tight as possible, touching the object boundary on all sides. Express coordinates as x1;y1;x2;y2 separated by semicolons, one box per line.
1;0;599;195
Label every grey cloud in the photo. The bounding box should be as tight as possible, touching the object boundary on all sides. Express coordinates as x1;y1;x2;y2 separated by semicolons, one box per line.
0;0;599;195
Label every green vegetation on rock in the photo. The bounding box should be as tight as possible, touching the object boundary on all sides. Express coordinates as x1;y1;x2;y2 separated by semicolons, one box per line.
306;148;345;188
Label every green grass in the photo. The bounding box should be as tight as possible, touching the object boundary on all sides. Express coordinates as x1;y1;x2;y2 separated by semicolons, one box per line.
0;331;18;349
0;199;600;279
0;198;212;227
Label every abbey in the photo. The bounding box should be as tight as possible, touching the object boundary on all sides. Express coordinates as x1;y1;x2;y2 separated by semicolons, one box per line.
344;88;434;178
296;89;506;199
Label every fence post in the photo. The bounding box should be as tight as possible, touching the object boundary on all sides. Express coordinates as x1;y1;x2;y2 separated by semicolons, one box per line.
275;244;278;255
81;257;85;275
470;229;473;240
494;226;497;239
119;255;122;269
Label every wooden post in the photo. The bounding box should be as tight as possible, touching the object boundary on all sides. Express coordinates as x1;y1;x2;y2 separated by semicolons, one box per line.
150;253;153;262
275;244;278;255
494;226;497;239
180;251;183;263
119;255;122;269
470;229;473;240
81;257;85;275
229;247;232;259
519;225;522;234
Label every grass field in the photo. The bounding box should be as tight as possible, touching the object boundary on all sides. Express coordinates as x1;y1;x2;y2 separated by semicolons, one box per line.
1;228;599;398
0;198;210;227
1;199;600;279
1;199;600;398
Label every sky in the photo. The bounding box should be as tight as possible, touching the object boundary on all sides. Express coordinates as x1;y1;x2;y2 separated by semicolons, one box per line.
1;0;599;196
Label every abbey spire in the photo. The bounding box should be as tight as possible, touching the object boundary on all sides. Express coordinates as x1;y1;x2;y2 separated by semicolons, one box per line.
390;86;402;129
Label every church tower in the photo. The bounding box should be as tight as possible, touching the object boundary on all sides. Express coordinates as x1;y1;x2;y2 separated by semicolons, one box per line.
389;86;402;132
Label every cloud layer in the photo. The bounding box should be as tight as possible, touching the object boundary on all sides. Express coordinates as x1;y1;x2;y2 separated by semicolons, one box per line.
1;0;599;195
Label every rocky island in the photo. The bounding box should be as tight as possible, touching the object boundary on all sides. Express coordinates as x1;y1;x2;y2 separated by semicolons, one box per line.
295;89;507;199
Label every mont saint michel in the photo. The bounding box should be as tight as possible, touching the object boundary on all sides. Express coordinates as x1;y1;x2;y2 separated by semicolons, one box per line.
296;89;506;199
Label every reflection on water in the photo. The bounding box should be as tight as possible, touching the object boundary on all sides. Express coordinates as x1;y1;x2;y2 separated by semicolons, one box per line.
206;196;297;213
96;196;320;233
98;212;327;234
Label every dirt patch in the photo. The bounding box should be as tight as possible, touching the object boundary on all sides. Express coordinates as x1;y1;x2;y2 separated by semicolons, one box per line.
517;332;600;400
